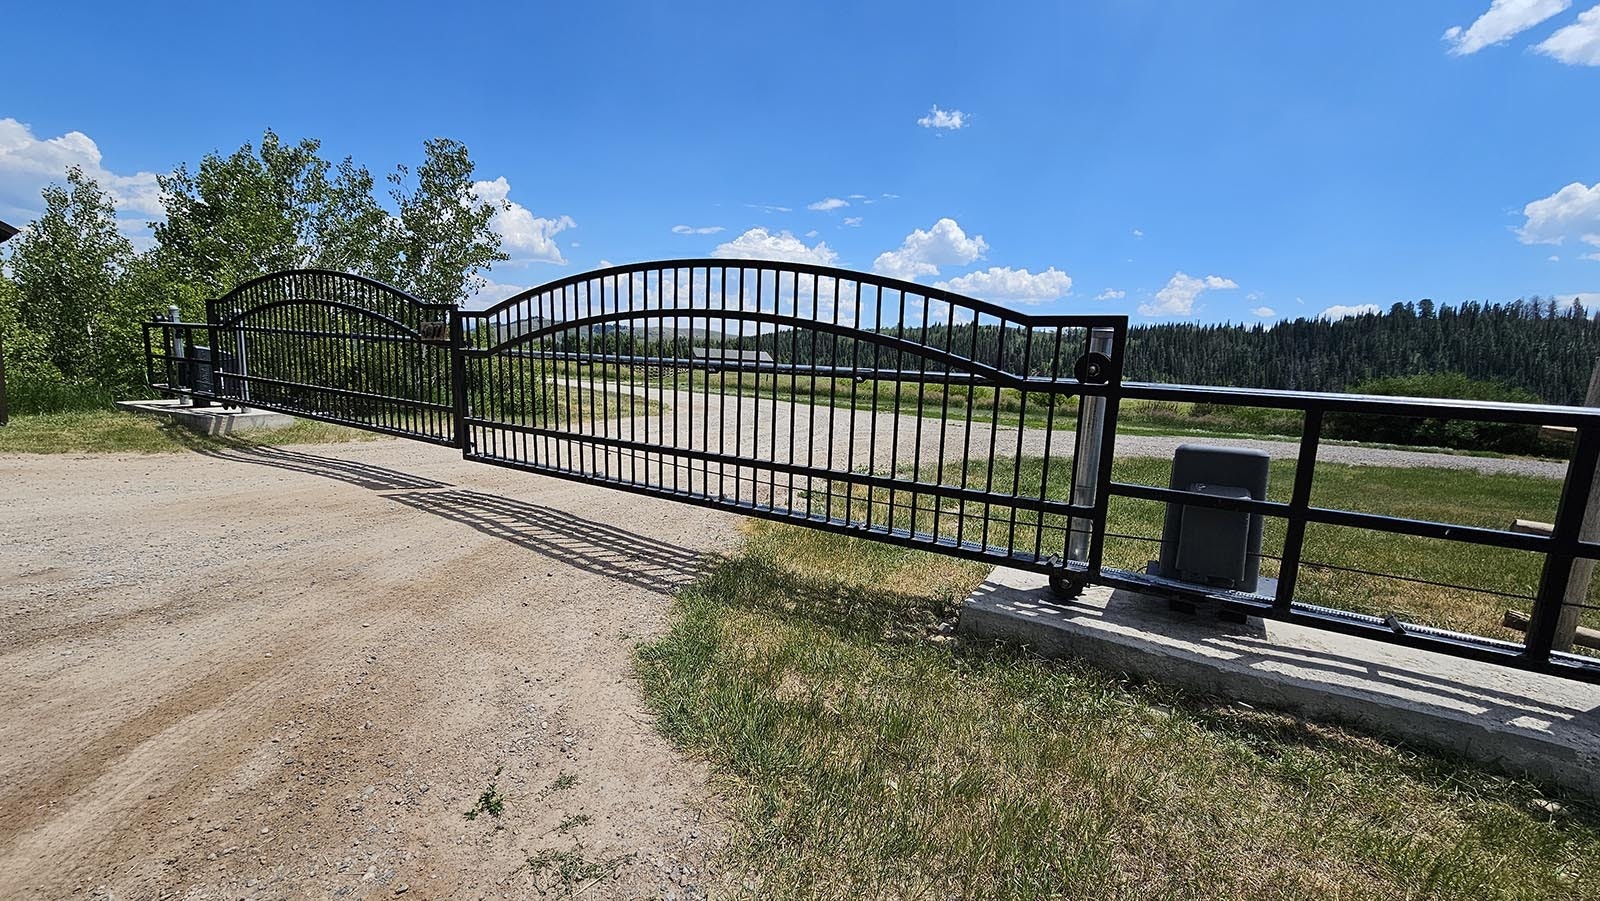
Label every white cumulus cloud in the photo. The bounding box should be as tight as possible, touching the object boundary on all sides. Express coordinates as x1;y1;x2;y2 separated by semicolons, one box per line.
671;224;724;235
1517;180;1600;253
842;216;863;227
1444;0;1571;55
1252;306;1277;318
1095;288;1126;301
1537;4;1600;64
0;117;164;238
1138;272;1238;317
933;266;1072;304
711;227;838;266
463;275;535;311
807;197;849;211
1319;303;1383;320
872;218;988;281
471;177;574;265
917;105;967;130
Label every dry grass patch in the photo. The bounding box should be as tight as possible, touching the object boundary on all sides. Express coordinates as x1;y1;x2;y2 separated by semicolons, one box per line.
0;408;377;454
638;522;1600;899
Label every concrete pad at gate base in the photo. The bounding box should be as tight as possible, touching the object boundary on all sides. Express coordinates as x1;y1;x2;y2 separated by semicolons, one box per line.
115;398;298;436
960;567;1600;798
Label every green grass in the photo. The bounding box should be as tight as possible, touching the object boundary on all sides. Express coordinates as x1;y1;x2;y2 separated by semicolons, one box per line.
0;384;655;456
1106;457;1591;643
465;765;507;821
516;847;634;896
541;771;578;797
637;522;1600;900
555;813;592;834
0;408;379;454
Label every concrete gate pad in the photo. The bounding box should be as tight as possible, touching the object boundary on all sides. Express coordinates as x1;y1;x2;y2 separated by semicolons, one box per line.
961;567;1600;798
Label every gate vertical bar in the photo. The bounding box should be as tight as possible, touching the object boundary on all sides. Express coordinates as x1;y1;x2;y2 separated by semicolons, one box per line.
450;306;468;453
1274;408;1323;612
1086;323;1124;576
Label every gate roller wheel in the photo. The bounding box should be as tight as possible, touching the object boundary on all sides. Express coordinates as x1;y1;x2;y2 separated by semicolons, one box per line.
1049;572;1087;600
1074;351;1112;384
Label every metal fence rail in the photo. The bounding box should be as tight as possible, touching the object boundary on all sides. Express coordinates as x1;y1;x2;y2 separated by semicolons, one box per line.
139;263;1600;683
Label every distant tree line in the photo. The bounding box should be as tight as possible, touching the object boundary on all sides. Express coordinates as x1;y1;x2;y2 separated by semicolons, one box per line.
1126;298;1598;404
709;297;1598;405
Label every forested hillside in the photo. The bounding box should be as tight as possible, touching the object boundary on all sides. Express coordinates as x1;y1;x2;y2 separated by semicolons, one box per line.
1125;298;1599;404
725;296;1599;406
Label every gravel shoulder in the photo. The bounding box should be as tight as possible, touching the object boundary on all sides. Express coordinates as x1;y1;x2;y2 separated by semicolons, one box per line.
0;438;740;899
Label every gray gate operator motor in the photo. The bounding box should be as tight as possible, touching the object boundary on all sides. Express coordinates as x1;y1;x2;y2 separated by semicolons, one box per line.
1157;445;1270;593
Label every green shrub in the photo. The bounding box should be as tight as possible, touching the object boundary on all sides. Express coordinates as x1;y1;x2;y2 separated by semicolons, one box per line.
1325;373;1545;455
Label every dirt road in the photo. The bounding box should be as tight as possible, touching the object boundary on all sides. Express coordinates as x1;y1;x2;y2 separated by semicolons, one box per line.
0;438;741;899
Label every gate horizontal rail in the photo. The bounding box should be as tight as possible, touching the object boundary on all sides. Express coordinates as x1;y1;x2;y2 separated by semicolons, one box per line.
139;262;1600;683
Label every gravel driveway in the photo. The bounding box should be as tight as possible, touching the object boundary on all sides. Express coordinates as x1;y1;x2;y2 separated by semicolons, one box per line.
0;387;1568;896
0;439;740;899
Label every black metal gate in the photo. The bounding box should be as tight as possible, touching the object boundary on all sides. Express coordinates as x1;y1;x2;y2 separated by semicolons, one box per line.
148;270;457;445
456;260;1125;578
142;262;1600;684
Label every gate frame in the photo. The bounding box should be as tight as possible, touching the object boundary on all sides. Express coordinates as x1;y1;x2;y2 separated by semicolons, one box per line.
455;258;1129;591
201;269;460;447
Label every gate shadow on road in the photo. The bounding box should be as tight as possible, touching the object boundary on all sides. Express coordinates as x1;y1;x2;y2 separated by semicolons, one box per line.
185;439;709;595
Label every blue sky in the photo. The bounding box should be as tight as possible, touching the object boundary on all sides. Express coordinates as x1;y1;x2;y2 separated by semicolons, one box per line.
2;1;1598;321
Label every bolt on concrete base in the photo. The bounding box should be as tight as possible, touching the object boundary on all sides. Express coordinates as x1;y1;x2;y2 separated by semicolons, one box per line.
115;398;298;436
959;566;1600;799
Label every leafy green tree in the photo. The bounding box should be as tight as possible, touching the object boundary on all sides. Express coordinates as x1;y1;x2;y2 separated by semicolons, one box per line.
152;129;325;294
384;138;507;304
7;166;136;385
310;156;390;275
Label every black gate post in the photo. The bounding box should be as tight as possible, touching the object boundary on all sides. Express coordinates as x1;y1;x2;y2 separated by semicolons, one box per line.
449;306;469;453
1527;425;1600;662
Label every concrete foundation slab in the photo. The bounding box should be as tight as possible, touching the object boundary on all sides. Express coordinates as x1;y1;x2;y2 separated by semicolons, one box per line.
960;567;1600;798
115;398;298;436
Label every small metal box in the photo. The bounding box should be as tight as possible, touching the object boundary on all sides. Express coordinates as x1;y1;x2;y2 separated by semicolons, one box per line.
1158;445;1270;592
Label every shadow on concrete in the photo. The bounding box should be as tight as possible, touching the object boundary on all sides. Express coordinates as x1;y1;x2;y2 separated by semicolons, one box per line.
185;437;706;595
